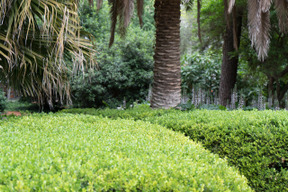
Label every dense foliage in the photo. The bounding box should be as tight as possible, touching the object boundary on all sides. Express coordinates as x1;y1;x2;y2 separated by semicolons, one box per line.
181;52;221;94
62;106;288;191
0;113;252;191
71;28;153;108
182;1;288;108
71;2;154;108
0;89;6;112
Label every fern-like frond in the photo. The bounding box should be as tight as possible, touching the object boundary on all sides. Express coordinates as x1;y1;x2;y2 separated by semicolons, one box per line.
256;11;271;61
96;0;143;47
0;0;96;109
248;0;271;61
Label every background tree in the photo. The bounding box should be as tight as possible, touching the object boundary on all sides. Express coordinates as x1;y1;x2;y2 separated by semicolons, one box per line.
241;9;288;108
181;0;246;106
227;0;288;61
71;1;154;108
219;1;245;106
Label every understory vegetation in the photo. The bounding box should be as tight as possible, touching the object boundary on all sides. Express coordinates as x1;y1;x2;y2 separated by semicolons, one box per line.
0;89;6;112
62;105;288;192
0;113;252;191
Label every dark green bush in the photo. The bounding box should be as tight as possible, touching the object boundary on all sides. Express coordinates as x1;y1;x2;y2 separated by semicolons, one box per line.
71;2;154;109
0;113;252;191
0;89;6;112
71;28;153;108
181;52;221;94
61;106;288;191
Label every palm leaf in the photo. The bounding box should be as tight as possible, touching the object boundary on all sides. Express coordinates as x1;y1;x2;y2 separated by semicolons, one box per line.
275;0;288;33
0;0;97;109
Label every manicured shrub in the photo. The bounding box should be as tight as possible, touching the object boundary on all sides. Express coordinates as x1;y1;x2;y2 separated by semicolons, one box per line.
0;113;252;191
61;106;288;191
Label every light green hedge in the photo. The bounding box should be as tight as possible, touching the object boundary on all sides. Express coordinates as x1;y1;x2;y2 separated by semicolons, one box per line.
62;105;288;191
0;113;251;191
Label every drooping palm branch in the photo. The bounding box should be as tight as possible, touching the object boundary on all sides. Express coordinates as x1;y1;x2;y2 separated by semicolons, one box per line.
91;0;144;47
0;0;96;109
227;0;288;61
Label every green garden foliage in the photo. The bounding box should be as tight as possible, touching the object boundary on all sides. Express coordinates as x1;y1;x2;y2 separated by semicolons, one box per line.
181;52;221;94
71;28;153;108
0;113;252;191
71;2;154;108
62;106;288;191
0;89;6;112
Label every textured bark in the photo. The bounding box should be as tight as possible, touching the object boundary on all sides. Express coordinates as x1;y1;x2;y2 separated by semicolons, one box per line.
151;0;181;109
219;11;243;106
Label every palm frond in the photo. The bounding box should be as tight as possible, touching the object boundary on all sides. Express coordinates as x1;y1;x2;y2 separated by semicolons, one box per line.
100;0;143;47
275;0;288;33
228;0;235;13
256;11;271;61
248;0;271;61
0;0;96;109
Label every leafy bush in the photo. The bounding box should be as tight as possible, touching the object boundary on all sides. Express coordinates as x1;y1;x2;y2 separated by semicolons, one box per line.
62;106;288;191
177;100;195;111
0;89;6;112
0;113;252;191
71;27;154;108
71;2;154;109
181;52;221;94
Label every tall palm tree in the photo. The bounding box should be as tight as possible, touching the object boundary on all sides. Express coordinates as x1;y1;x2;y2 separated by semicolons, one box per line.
150;0;181;108
95;0;182;109
0;0;96;110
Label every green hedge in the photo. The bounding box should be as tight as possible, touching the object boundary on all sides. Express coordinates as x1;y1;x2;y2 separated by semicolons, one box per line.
0;113;251;191
61;105;288;191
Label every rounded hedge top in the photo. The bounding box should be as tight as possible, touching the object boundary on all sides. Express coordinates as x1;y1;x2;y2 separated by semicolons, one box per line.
0;114;252;191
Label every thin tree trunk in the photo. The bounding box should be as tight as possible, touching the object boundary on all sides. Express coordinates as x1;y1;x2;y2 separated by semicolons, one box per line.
151;0;181;109
219;10;243;106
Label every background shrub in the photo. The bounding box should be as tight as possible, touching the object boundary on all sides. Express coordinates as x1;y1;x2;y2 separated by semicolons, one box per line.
71;28;154;109
0;113;252;191
71;2;154;109
0;89;6;112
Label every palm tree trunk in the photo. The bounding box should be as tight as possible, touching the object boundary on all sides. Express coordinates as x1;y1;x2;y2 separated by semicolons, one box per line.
219;11;243;106
151;0;181;109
